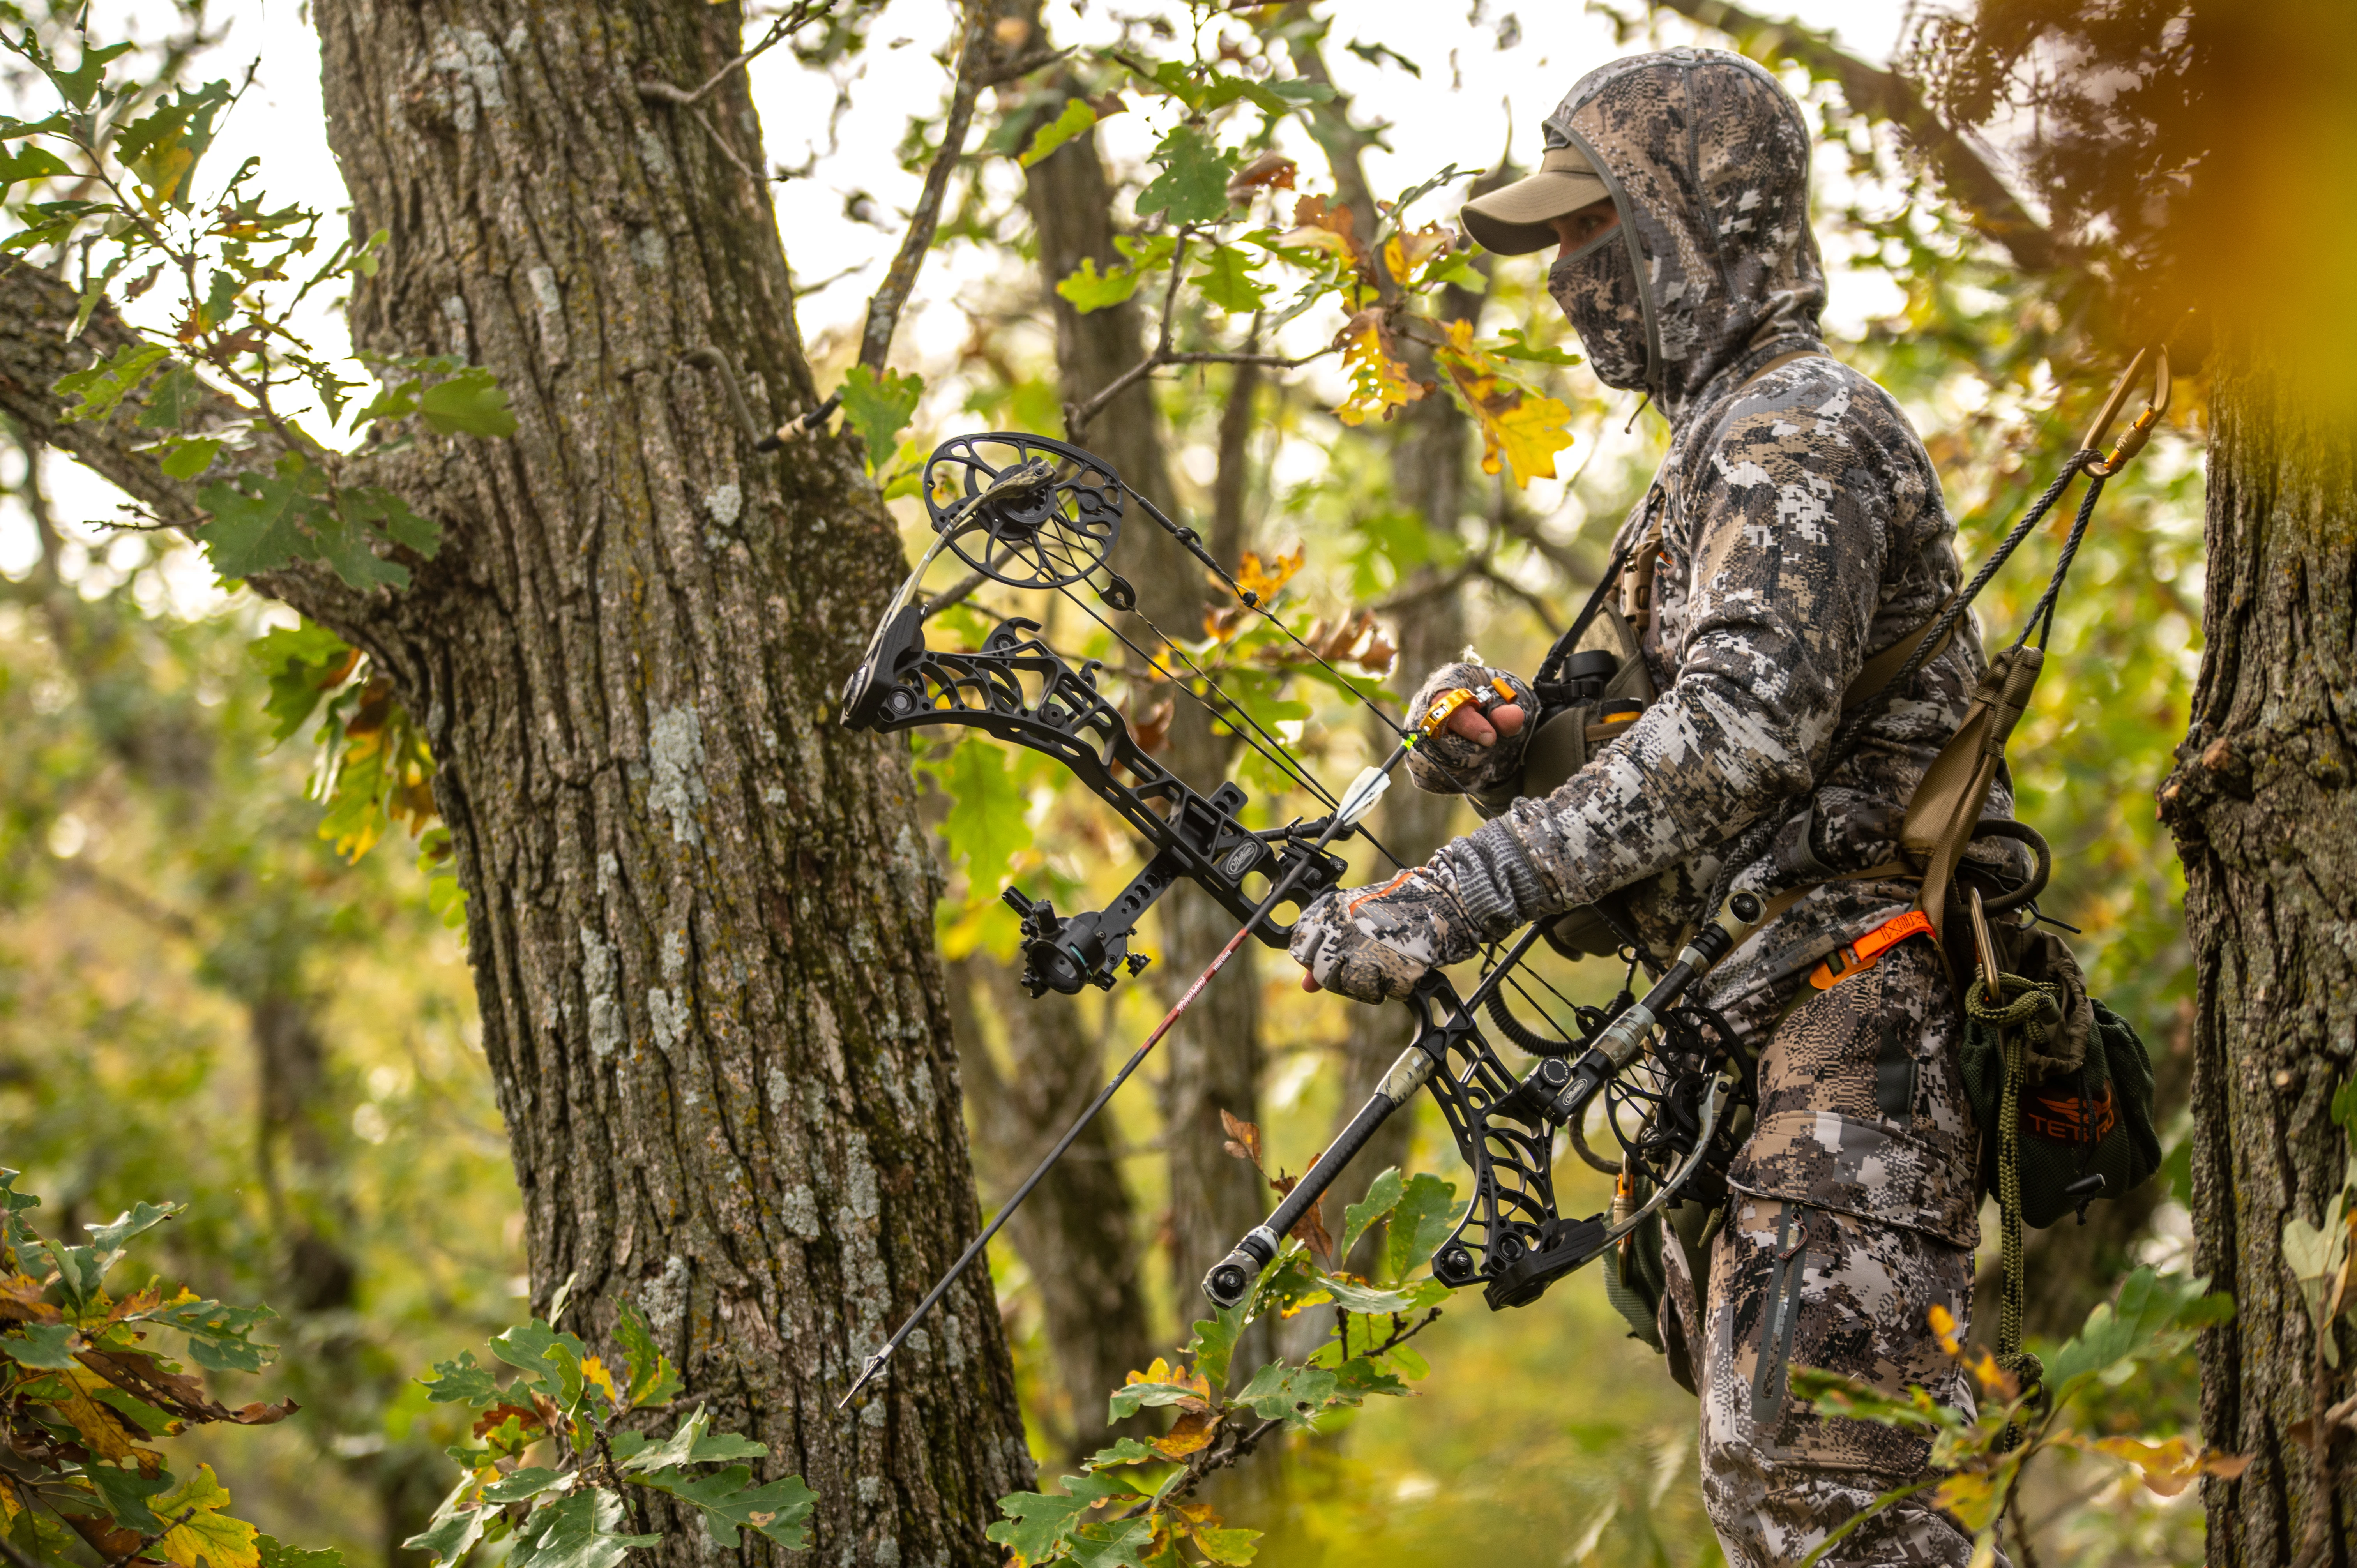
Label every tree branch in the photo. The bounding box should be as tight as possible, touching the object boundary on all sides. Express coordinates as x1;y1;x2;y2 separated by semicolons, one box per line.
0;259;380;634
858;9;993;371
1065;348;1332;443
636;1;832;107
1648;0;2059;274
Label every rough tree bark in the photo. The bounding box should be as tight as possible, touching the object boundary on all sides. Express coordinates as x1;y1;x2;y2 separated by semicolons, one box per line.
2161;331;2357;1567
3;0;1035;1557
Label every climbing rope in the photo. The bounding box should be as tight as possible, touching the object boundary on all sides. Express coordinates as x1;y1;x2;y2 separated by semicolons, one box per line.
1965;969;2065;1443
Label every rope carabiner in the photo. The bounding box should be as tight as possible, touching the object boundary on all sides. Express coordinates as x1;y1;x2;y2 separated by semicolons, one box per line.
2081;342;2172;478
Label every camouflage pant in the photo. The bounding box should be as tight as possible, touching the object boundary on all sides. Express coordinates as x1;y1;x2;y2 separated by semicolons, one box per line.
1683;941;1999;1566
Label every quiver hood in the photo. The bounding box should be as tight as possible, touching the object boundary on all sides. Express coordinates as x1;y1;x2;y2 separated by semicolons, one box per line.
1543;48;1828;425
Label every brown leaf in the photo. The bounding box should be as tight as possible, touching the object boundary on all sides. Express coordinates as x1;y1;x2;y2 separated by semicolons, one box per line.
1202;604;1247;644
1128;694;1173;754
1219;1110;1263;1171
1279;194;1369;276
1277;1176;1333;1263
1225;151;1297;200
472;1402;545;1439
79;1349;299;1427
1085;91;1128;119
1152;1409;1219;1459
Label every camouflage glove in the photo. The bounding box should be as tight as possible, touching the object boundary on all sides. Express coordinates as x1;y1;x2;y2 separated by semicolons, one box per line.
1288;865;1486;1003
1403;662;1539;803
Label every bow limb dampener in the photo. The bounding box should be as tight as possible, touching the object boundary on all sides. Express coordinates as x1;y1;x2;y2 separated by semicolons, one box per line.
834;432;1758;1407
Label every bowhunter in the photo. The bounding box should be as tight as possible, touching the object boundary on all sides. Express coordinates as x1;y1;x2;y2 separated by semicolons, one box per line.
1288;48;2015;1566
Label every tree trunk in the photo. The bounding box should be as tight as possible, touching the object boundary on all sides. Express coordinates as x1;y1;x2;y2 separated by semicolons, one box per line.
296;4;1031;1559
949;955;1152;1463
2160;329;2357;1566
1018;87;1263;1344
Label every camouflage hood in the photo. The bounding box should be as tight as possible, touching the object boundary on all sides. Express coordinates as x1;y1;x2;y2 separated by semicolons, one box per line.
1543;48;1827;426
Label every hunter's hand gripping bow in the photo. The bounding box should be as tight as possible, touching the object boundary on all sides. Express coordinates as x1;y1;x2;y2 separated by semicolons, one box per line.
835;432;1754;1407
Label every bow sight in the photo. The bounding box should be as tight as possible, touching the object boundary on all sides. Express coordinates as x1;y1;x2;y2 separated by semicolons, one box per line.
833;430;1757;1406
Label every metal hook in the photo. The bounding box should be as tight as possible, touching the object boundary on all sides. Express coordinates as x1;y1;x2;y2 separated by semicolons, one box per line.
2081;342;2172;477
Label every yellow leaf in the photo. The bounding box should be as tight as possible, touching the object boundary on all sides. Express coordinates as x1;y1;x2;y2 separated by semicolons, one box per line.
54;1375;136;1462
1126;1357;1174;1387
1433;318;1574;485
580;1356;620;1409
1332;313;1427;427
1928;1303;1961;1357
1382;222;1451;287
1152;1409;1218;1459
1930;1469;2004;1534
1232;545;1304;604
2086;1434;2252;1497
152;1464;260;1568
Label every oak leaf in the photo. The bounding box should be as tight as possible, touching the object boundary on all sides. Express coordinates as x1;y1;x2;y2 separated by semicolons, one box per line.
1333;312;1427;427
1434;318;1574;485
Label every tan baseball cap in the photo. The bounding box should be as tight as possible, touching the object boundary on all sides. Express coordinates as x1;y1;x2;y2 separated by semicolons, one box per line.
1459;146;1612;256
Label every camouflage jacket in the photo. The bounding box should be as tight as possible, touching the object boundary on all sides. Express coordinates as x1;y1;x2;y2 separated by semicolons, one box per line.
1427;48;2014;1025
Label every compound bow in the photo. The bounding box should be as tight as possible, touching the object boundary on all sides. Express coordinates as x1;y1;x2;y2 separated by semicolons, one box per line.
835;431;1758;1406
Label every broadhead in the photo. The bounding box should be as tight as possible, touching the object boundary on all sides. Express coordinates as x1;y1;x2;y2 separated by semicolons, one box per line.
837;1345;893;1410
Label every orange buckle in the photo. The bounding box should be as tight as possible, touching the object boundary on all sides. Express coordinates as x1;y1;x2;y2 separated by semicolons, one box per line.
1808;909;1936;991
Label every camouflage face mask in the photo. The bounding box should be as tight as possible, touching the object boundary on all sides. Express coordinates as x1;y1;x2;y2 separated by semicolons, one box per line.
1549;230;1650;392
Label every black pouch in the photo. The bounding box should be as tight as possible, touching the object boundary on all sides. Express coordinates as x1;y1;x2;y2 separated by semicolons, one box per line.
1959;923;2162;1227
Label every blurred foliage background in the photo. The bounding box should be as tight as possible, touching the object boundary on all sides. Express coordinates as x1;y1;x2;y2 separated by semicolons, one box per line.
0;0;2212;1562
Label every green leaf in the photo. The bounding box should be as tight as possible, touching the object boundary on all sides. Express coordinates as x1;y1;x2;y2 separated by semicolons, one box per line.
1485;326;1579;365
417;1349;502;1406
31;38;134;110
1386;1173;1463;1280
417;366;517;438
617;1406;767;1473
197;466;325;579
1191;1525;1262;1566
1192;247;1270;314
506;1487;661;1568
632;1465;816;1549
919;737;1033;894
55;342;169;425
1183;1303;1246;1389
1345;39;1422;77
1232;1361;1340;1428
2;1321;80;1368
1330;1355;1410;1402
1338;1167;1404;1261
143;1295;277;1372
481;1468;571;1504
85;1461;174;1531
157;436;226;480
401;1478;490;1568
1313;1275;1434;1315
256;1536;346;1568
1066;1515;1158;1568
839;364;923;473
612;1298;684;1409
1019;98;1097;168
1055;255;1145;313
1105;1378;1208;1421
249;622;356;744
0;139;70;190
342;485;442;559
1084;1438;1157;1470
1136;125;1237;226
87;1201;179;1258
984;1474;1132;1564
2046;1268;2233;1402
